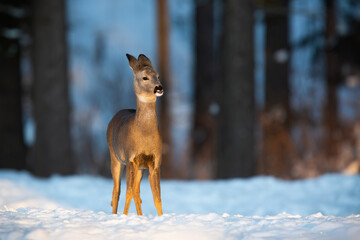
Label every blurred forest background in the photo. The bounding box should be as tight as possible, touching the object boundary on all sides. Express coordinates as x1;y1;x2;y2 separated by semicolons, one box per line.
1;0;360;179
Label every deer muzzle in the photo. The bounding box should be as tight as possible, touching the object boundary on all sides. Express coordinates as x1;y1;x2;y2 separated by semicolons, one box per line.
154;85;164;96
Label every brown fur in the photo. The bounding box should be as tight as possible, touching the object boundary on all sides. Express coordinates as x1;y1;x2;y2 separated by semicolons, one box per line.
106;54;163;215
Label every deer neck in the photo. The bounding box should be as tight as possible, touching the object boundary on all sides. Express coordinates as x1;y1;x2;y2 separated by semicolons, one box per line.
135;96;158;127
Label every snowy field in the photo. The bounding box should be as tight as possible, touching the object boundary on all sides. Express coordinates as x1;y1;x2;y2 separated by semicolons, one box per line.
0;170;359;240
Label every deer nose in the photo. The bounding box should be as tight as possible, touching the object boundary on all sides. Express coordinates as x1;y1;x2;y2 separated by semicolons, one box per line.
154;85;164;96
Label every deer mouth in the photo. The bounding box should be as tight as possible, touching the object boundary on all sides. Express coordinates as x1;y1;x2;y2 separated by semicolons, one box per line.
154;85;163;96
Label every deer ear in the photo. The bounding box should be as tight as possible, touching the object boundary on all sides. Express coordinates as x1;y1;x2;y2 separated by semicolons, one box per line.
138;54;153;67
126;53;139;71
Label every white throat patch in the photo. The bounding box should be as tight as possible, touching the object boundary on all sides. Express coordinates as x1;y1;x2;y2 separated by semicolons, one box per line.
137;96;156;103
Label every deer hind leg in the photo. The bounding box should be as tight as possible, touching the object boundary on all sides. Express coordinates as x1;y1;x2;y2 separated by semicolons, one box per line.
111;154;124;214
149;165;163;216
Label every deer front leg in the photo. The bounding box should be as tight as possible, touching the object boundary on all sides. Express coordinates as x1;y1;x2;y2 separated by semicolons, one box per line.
149;165;163;216
123;161;136;215
111;154;123;214
133;169;144;215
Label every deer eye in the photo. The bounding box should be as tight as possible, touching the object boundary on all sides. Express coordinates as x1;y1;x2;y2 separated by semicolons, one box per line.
143;77;149;80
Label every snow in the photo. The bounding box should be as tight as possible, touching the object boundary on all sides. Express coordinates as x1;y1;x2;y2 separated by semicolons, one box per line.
0;170;360;239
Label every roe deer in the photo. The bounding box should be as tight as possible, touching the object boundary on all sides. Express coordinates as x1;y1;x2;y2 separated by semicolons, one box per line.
106;53;163;216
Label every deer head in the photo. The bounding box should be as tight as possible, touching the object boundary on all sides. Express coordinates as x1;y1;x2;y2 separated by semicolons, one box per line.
126;53;163;102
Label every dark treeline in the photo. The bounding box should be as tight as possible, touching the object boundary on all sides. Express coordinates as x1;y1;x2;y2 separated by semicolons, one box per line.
192;0;360;179
0;0;72;177
1;0;360;179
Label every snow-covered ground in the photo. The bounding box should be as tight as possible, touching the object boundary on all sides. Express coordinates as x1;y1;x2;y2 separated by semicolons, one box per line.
0;170;359;240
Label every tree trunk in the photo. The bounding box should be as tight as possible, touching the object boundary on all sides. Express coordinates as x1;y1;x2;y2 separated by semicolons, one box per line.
0;51;26;169
323;0;340;170
259;0;293;179
217;0;255;178
157;0;173;178
30;0;73;176
192;0;216;179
